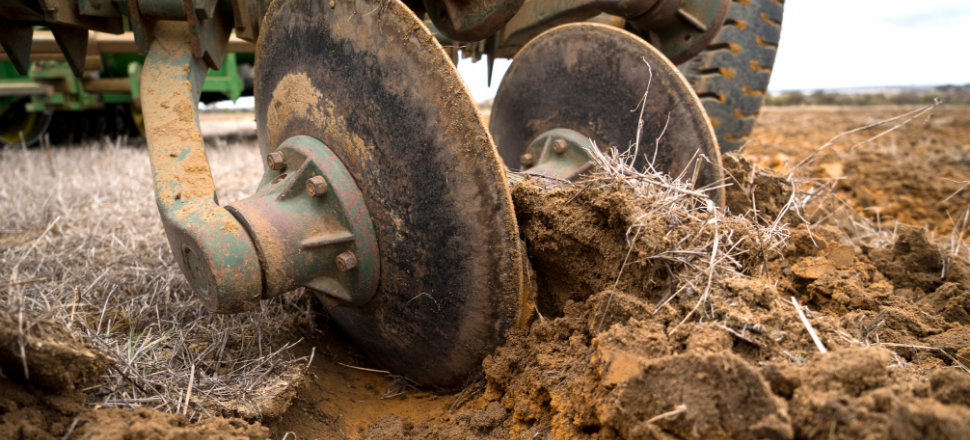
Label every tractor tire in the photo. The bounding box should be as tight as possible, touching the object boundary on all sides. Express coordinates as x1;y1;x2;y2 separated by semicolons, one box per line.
679;0;785;152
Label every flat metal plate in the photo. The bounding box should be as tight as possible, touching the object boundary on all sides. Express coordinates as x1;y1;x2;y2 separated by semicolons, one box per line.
490;23;724;204
255;0;528;391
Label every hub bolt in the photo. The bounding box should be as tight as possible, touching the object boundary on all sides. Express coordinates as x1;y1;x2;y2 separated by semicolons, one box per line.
336;251;358;272
306;176;329;197
520;153;535;167
267;152;286;171
552;139;568;154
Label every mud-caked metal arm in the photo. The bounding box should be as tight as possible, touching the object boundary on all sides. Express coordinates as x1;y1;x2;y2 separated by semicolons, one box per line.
142;22;263;313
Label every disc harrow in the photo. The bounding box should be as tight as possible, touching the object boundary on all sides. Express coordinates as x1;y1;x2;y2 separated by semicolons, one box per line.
0;0;781;390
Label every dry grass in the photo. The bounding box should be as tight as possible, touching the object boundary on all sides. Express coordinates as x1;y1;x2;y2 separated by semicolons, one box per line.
769;101;970;263
578;143;790;335
0;138;313;421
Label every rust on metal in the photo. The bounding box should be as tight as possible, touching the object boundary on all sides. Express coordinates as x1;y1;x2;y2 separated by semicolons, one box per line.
306;175;328;197
267;151;285;170
335;251;357;272
225;135;380;306
142;21;263;314
627;0;730;64
519;128;595;181
552;139;568;154
500;0;729;64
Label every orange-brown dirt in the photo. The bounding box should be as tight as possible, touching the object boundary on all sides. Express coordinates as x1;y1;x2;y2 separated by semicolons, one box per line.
743;105;970;239
4;105;970;440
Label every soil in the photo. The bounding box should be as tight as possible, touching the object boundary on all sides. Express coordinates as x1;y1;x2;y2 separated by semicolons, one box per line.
743;106;970;239
4;106;970;439
0;319;269;440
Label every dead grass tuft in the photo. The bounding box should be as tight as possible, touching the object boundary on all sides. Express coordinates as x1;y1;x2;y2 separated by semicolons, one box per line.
0;139;312;420
581;143;790;334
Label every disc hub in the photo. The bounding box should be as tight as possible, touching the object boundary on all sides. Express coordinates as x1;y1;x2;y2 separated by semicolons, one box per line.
519;128;595;181
226;136;380;307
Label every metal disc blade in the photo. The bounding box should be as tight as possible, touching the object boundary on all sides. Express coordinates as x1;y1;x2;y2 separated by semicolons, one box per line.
255;0;528;391
490;23;724;204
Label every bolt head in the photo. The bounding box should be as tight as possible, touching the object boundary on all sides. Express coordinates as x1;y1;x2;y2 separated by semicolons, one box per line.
336;251;358;272
552;139;568;154
267;152;286;171
520;153;535;167
306;176;329;197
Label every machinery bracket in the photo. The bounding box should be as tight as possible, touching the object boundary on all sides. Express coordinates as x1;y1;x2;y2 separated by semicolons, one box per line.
230;0;269;42
126;0;230;69
0;23;35;75
519;128;595;182
50;24;90;77
500;0;728;64
424;0;526;42
182;0;230;69
143;22;263;313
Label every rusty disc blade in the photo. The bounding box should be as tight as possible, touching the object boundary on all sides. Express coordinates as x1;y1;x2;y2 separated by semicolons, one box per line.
255;0;528;391
490;23;724;204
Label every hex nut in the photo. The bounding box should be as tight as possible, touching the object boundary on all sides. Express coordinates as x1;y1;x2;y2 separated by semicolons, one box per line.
267;152;286;171
552;139;568;154
306;176;329;197
336;251;358;272
520;153;536;167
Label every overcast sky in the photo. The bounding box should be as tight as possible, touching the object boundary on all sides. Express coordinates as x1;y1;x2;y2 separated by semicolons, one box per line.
457;0;970;100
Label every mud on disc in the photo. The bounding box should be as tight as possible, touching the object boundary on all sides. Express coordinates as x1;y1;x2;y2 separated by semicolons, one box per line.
490;23;724;204
255;0;530;391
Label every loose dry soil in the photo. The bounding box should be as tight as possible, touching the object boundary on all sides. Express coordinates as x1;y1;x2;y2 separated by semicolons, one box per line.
3;105;970;439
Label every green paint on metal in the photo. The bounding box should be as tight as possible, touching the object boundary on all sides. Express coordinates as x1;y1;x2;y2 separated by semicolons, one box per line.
101;92;131;103
201;53;244;101
226;135;380;307
127;60;142;107
521;128;595;182
1;35;250;123
142;21;262;314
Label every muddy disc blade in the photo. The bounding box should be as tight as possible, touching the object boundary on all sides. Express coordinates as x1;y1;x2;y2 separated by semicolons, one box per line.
255;0;529;391
490;23;724;204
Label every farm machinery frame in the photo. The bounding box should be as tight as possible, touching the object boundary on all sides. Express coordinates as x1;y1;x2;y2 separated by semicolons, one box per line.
0;30;254;146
